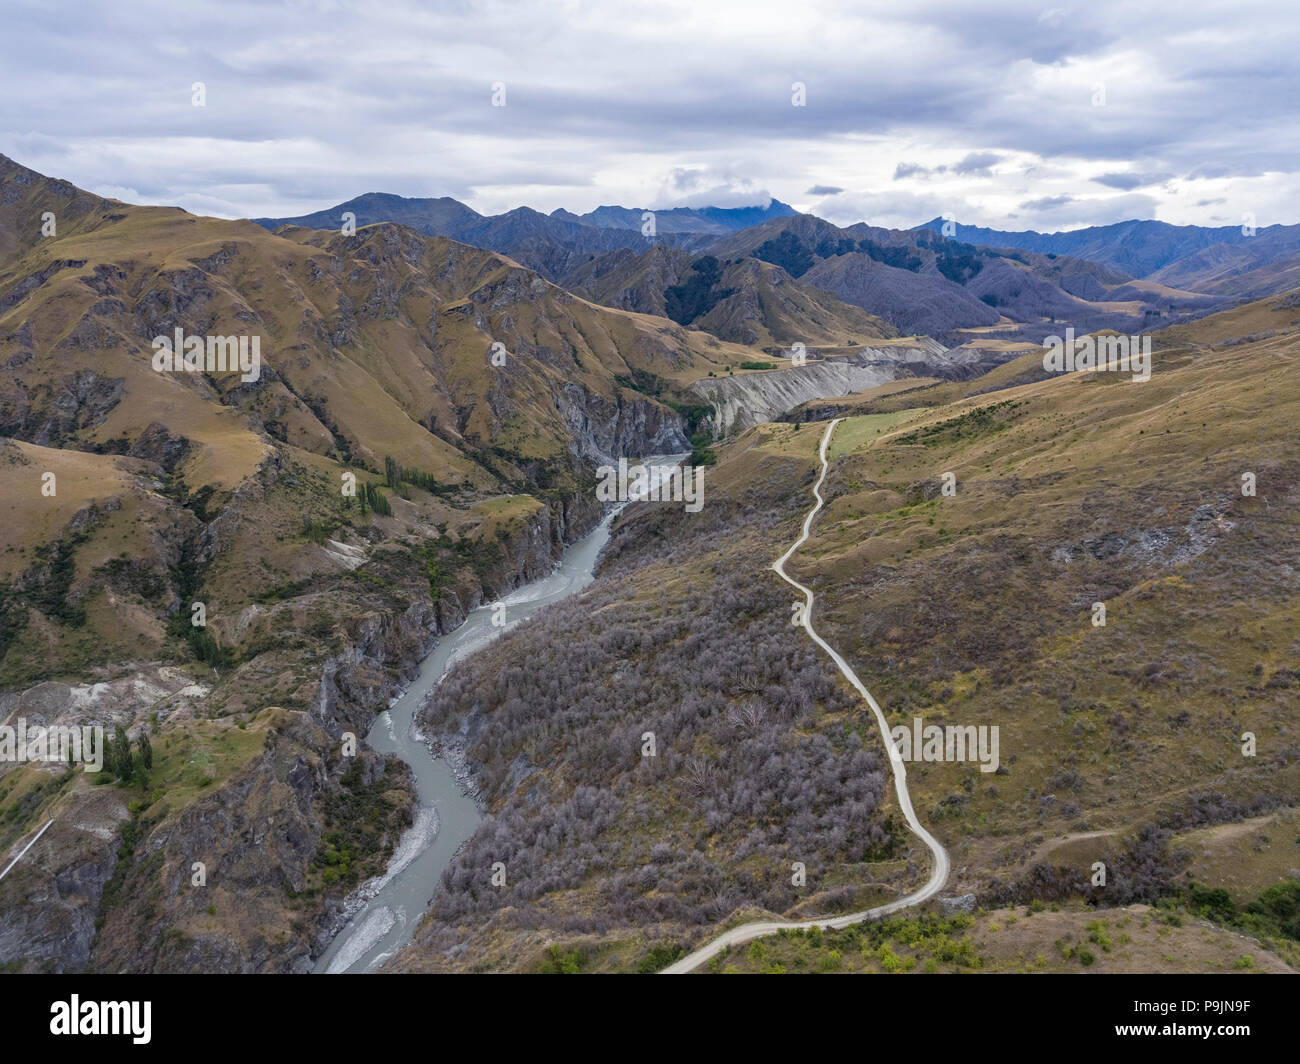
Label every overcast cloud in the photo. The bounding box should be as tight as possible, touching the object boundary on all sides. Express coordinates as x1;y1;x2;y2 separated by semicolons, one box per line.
2;0;1296;231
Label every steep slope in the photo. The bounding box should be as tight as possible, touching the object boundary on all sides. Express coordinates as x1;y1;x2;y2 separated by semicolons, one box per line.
384;293;1300;972
693;257;896;348
710;214;1004;337
708;214;1195;342
0;151;797;700
707;213;860;265
0;154;768;973
0;155;777;477
801;252;1001;337
690;339;954;435
562;245;897;349
774;298;1300;945
258;197;1214;344
919;216;1300;307
560;243;694;316
1149;236;1300;298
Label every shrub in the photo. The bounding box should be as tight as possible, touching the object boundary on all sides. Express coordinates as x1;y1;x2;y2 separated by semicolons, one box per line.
636;942;685;974
536;945;584;974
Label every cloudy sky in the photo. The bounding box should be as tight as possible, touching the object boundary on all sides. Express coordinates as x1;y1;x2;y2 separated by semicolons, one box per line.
3;0;1297;231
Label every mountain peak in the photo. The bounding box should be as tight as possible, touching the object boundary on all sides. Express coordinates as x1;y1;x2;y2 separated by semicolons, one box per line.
251;192;481;236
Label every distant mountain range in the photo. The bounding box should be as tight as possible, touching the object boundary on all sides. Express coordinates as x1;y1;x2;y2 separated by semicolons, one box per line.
915;216;1300;299
552;200;797;234
703;212;1230;341
253;196;796;282
254;191;1300;344
256;195;795;238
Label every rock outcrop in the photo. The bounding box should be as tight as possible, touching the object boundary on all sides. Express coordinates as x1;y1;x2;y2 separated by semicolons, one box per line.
689;340;953;435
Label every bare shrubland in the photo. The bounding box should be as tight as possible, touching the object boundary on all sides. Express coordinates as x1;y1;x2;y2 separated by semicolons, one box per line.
415;465;899;951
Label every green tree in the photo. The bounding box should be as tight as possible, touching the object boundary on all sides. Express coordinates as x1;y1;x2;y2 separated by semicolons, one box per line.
109;724;133;783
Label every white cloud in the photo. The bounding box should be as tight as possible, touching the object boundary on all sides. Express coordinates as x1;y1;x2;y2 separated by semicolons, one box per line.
0;0;1294;231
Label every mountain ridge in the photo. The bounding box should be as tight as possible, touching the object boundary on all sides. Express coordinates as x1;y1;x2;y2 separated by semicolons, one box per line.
914;215;1300;293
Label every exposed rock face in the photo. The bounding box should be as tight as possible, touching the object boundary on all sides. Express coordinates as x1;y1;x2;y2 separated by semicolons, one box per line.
556;382;689;465
0;604;427;973
0;369;125;444
129;421;191;470
855;337;958;367
0;473;606;973
1050;499;1238;572
0;802;122;972
692;361;899;436
689;341;951;435
489;491;604;590
0;667;208;973
90;713;343;974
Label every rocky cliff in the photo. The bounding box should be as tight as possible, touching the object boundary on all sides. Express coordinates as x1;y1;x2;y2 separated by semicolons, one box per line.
0;471;606;973
689;340;954;435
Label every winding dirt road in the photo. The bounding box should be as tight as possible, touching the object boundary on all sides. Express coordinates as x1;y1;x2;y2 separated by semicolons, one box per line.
662;417;950;974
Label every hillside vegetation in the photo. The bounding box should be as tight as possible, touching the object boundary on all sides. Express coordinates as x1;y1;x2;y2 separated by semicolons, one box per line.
390;291;1300;972
0;154;771;972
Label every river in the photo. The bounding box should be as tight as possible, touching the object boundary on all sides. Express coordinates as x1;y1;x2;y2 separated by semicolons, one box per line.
313;455;684;974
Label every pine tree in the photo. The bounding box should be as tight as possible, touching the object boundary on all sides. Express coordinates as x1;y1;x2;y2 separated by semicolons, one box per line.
109;724;132;782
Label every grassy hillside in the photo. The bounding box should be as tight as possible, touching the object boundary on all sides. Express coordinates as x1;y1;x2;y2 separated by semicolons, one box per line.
695;903;1293;974
0;154;774;973
773;297;1300;953
391;292;1300;973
